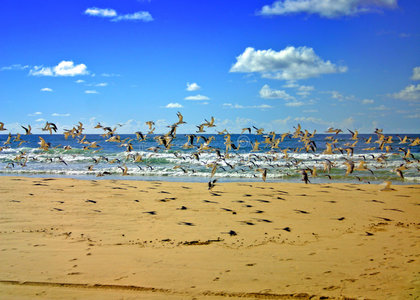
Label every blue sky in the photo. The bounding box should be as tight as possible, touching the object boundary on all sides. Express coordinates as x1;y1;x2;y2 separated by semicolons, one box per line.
1;0;419;134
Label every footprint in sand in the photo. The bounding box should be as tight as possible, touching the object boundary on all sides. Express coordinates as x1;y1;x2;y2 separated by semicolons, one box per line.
323;285;339;291
384;208;404;213
203;200;218;204
239;221;254;226
221;208;236;214
159;197;177;202
376;216;392;221
254;199;270;203
178;221;195;226
211;193;222;196
254;218;272;223
370;199;385;203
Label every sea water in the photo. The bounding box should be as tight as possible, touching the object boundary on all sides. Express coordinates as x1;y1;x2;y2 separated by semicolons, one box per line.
0;133;419;183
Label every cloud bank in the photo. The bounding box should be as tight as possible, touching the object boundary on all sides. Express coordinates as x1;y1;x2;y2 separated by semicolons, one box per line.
259;0;398;18
30;61;89;77
85;7;153;22
230;46;347;80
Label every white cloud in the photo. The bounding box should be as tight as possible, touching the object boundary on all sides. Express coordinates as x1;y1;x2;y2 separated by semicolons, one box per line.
186;82;201;91
330;91;343;100
35;118;46;122
259;84;295;100
101;73;120;77
411;66;420;81
273;116;291;125
255;104;273;109
258;0;398;18
392;84;420;102
285;101;304;107
296;85;314;97
230;46;347;80
75;79;85;83
362;98;374;104
294;116;332;126
28;112;42;117
1;64;29;71
112;11;153;22
29;66;53;76
371;105;389;111
52;113;70;117
84;7;117;17
165;102;183;108
85;7;153;22
325;90;354;101
40;87;53;92
85;90;99;94
282;80;298;88
407;113;420;119
223;103;273;109
282;81;314;96
29;60;89;77
54;61;88;76
84;82;107;87
184;94;210;101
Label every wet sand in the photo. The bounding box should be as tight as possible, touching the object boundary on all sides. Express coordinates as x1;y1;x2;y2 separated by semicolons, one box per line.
0;176;419;299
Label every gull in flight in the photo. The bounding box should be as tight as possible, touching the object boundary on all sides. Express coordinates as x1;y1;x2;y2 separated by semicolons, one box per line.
0;122;7;131
21;125;32;135
204;116;216;128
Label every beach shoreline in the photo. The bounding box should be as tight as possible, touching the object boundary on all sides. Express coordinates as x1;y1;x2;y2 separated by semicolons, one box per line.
1;176;419;299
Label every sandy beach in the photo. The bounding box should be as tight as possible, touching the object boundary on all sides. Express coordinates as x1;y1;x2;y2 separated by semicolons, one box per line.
0;176;419;299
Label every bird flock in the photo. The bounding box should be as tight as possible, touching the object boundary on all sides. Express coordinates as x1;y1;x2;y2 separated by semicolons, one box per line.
0;115;419;185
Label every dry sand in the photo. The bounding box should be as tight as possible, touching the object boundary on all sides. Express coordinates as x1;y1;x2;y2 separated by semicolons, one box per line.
0;176;419;299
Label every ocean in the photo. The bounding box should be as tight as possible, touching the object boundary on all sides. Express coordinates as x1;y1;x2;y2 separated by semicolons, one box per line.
0;133;419;183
